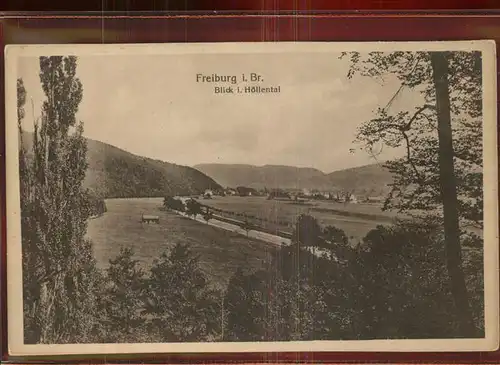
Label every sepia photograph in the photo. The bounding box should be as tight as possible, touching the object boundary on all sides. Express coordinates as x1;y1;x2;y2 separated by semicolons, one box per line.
5;41;499;355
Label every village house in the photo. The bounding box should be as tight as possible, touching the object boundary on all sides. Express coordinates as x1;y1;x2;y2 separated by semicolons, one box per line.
236;186;258;197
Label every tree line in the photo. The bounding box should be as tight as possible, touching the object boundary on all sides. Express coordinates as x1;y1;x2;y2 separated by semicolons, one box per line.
23;211;485;343
165;196;297;229
224;215;484;341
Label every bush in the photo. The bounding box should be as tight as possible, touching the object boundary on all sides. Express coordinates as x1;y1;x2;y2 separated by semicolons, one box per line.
163;196;185;212
351;221;483;339
83;191;107;218
293;214;322;247
102;247;146;342
224;241;356;342
143;243;222;342
202;207;214;223
186;199;202;218
224;268;265;341
322;225;349;246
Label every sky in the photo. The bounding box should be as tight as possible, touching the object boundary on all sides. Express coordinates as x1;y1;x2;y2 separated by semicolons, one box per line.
17;51;419;173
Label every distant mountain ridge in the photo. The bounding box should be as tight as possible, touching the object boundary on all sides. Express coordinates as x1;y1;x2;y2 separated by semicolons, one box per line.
194;163;393;196
20;132;222;198
323;163;394;196
193;163;325;190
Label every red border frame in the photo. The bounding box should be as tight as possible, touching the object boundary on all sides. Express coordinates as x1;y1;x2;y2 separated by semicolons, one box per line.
1;12;499;363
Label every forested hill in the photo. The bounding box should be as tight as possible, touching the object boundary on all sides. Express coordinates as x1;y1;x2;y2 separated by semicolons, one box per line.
195;162;393;196
20;132;222;198
323;163;394;196
193;164;326;190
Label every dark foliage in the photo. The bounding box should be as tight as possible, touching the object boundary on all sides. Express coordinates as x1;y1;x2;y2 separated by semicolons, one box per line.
143;243;222;342
186;199;202;218
342;50;483;336
20;57;103;344
202;207;214;223
102;247;146;342
224;216;484;341
163;196;185;212
83;191;107;218
293;214;323;247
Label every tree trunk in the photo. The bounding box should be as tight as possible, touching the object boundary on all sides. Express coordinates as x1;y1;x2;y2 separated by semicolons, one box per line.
430;51;477;337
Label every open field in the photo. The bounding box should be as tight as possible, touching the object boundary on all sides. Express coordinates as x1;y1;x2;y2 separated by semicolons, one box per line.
86;195;402;291
198;196;399;242
86;198;278;290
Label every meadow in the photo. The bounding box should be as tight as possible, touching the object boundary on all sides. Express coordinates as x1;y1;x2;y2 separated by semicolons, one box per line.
86;195;401;290
86;197;277;290
199;195;399;242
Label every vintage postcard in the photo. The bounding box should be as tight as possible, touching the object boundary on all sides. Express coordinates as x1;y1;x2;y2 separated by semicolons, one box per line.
5;41;499;356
